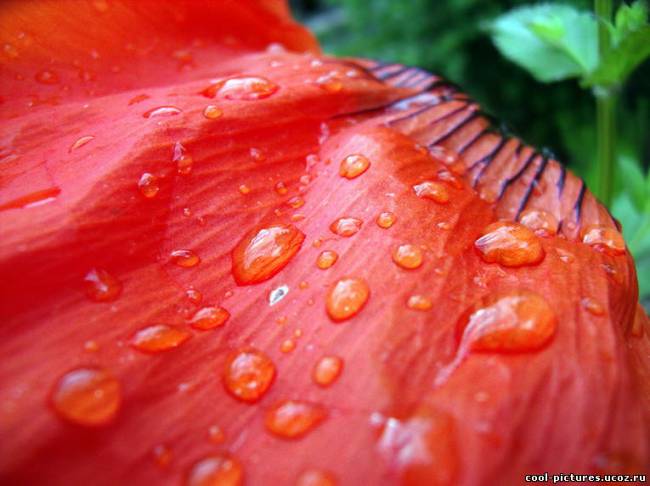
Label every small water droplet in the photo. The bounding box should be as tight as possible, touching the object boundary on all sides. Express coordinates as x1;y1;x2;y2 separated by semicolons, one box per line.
556;248;575;264
296;470;337;486
326;277;369;322
186;288;202;304
312;356;343;387
3;43;19;59
581;297;606;316
173;142;193;175
189;306;230;330
407;295;432;311
232;224;305;285
138;172;159;198
143;106;182;118
84;268;122;302
339;154;370;179
392;244;423;270
413;181;449;204
238;184;251;195
170;249;200;268
203;105;223;119
519;209;558;237
474;221;544;267
265;400;326;439
223;348;276;403
69;135;95;152
84;340;99;352
202;76;278;100
152;444;172;468
35;70;59;85
316;75;343;93
436;169;463;189
287;196;305;209
269;285;290;306
429;145;464;173
376;211;396;229
250;147;265;161
208;424;225;444
581;225;626;256
274;181;288;195
130;324;191;353
280;339;296;353
50;367;121;426
186;455;243;486
316;250;338;269
330;217;362;237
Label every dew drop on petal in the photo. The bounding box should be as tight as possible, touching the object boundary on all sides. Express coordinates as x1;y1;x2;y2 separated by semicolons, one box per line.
316;250;338;270
203;105;223;119
280;339;296;353
458;291;557;352
519;209;558;237
581;225;626;256
581;297;606;316
35;69;59;84
208;424;225;444
296;470;337;486
186;288;203;304
413;181;450;204
330;217;362;237
392;244;423;270
436;169;464;189
130;324;191;353
376;211;396;229
326;277;370;322
287;196;305;209
138;172;159;198
232;224;305;285
556;248;575;264
249;147;265;161
269;285;290;306
69;135;95;152
316;75;343;93
186;455;243;486
202;76;278;100
173;142;193;175
51;367;121;426
223;348;276;403
274;181;288;195
264;400;326;439
474;221;544;267
312;356;343;387
189;306;230;330
407;295;433;311
339;154;370;179
143;106;182;118
84;268;122;302
152;444;173;468
170;249;200;268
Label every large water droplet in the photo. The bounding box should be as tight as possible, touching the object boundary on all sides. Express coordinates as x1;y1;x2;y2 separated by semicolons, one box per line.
138;172;159;198
203;105;223;119
170;249;200;268
413;181;449;204
130;324;191;353
326;277;370;322
173;142;193;175
581;297;606;316
84;268;122;302
474;221;544;267
186;455;243;486
143;106;182;118
232;224;305;285
339;154;370;179
316;250;338;270
50;367;121;426
312;356;343;387
407;295;432;311
581;225;626;256
202;76;278;100
376;211;396;229
264;400;326;439
392;244;423;270
189;306;230;330
330;217;362;237
223;348;276;402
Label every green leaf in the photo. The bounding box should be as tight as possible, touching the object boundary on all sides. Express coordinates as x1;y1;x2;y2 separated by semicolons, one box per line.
613;0;648;43
617;154;647;211
488;4;598;83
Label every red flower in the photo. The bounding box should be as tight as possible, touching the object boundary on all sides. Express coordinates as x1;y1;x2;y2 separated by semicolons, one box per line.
1;1;649;484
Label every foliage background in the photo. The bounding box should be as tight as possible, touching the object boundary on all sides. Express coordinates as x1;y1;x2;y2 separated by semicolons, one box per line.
291;0;650;305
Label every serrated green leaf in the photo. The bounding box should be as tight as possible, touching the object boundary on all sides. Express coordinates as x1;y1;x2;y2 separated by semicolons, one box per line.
489;4;598;83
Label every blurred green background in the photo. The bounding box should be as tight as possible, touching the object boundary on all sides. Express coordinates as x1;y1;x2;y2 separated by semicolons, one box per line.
291;0;650;306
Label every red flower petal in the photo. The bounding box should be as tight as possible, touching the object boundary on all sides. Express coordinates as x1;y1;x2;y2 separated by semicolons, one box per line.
1;1;649;485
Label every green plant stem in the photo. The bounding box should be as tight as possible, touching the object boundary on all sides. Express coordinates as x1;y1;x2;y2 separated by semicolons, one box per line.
594;0;615;207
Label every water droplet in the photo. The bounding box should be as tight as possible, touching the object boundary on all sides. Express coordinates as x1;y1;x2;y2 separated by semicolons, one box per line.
84;268;122;302
274;181;288;195
519;209;558;237
223;348;275;402
413;181;450;204
376;211;396;229
130;324;191;353
581;225;626;256
316;75;343;93
339;154;370;179
458;291;557;352
84;340;99;352
152;444;172;468
232;224;305;285
249;147;265;161
280;339;296;353
189;306;230;330
138;172;159;198
35;70;59;85
474;221;544;267
170;249;200;268
186;288;202;304
556;248;575;264
326;277;369;322
202;76;278;100
330;217;362;237
92;0;109;12
143;106;182;118
186;455;243;486
316;250;338;270
312;356;343;387
581;297;606;316
3;43;19;59
264;400;326;439
269;285;290;306
208;424;225;444
203;105;223;119
238;184;251;195
407;295;433;311
51;367;121;426
392;244;423;270
69;135;95;152
287;196;305;209
173;142;193;175
296;470;337;486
